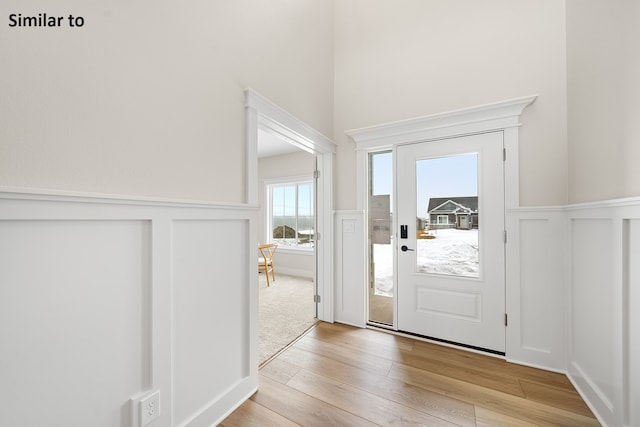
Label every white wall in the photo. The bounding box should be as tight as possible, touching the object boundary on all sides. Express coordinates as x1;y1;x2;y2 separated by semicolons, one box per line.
0;0;334;204
623;1;640;199
0;2;333;424
0;191;258;427
258;150;316;278
564;4;640;423
334;0;568;208
566;0;640;203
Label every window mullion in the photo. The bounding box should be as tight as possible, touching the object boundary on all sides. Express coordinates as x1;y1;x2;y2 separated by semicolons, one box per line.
268;185;272;243
295;184;299;247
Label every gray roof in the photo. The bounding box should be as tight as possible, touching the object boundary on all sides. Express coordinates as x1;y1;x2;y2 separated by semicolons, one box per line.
427;196;478;213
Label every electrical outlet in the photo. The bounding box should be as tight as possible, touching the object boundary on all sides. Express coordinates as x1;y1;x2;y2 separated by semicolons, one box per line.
130;390;161;427
140;390;160;425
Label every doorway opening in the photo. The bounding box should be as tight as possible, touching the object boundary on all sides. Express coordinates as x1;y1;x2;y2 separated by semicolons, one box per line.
246;88;336;366
257;130;317;364
351;96;536;355
366;133;505;355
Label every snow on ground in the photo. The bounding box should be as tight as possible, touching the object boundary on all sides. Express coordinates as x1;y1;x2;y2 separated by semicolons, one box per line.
373;229;479;297
373;244;394;296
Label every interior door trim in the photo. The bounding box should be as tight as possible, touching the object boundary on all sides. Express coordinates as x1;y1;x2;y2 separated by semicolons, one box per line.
246;88;337;323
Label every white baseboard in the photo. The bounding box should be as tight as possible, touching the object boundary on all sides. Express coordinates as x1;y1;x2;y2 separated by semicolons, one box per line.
276;267;315;279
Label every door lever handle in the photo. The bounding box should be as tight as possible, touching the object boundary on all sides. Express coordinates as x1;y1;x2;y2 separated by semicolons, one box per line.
401;245;414;252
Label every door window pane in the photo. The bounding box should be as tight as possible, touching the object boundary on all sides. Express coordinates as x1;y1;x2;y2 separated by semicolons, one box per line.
416;153;479;278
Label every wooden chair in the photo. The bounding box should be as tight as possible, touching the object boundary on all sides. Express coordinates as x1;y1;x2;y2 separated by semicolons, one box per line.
258;243;278;287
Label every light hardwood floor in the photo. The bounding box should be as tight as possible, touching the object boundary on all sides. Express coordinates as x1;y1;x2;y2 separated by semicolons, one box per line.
220;322;600;427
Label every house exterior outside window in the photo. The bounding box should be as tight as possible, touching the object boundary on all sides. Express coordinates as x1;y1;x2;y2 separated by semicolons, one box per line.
428;197;478;230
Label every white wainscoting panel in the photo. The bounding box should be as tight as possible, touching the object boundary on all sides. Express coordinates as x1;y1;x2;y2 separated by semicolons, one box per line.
570;218;615;417
0;220;151;427
628;219;640;427
0;190;258;427
334;210;366;327
565;200;640;427
172;219;250;426
506;209;566;371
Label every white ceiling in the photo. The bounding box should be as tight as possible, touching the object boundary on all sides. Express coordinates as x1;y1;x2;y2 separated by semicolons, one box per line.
257;129;303;158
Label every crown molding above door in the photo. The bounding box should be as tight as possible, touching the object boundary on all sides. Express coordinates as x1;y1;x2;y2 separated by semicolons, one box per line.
346;95;537;151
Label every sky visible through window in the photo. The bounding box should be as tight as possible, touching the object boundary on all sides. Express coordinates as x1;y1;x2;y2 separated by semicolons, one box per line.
272;183;313;219
271;181;314;247
372;151;478;218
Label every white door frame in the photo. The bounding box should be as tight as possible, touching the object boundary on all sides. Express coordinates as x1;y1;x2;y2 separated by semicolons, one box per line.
245;89;336;322
347;96;536;348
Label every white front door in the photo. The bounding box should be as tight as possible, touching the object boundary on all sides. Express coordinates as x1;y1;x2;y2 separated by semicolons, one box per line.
396;132;505;353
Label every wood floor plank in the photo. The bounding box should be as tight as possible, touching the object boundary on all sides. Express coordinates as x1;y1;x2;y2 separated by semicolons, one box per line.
309;325;526;398
312;326;574;401
413;340;576;392
222;322;600;427
280;343;477;426
396;346;527;397
277;346;384;387
474;406;540;427
308;327;417;365
287;368;462;427
389;362;600;427
310;321;415;352
259;357;301;385
293;334;393;376
520;379;594;418
219;398;300;427
251;375;379;427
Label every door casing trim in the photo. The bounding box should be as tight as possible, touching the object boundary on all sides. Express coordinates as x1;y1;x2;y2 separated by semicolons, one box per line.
245;88;336;322
349;95;537;212
347;95;537;351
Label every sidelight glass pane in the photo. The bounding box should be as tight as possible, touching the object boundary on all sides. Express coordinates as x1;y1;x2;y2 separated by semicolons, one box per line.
368;151;393;325
416;153;479;278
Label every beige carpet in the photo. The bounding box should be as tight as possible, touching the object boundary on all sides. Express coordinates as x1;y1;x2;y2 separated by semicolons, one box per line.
259;273;317;365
